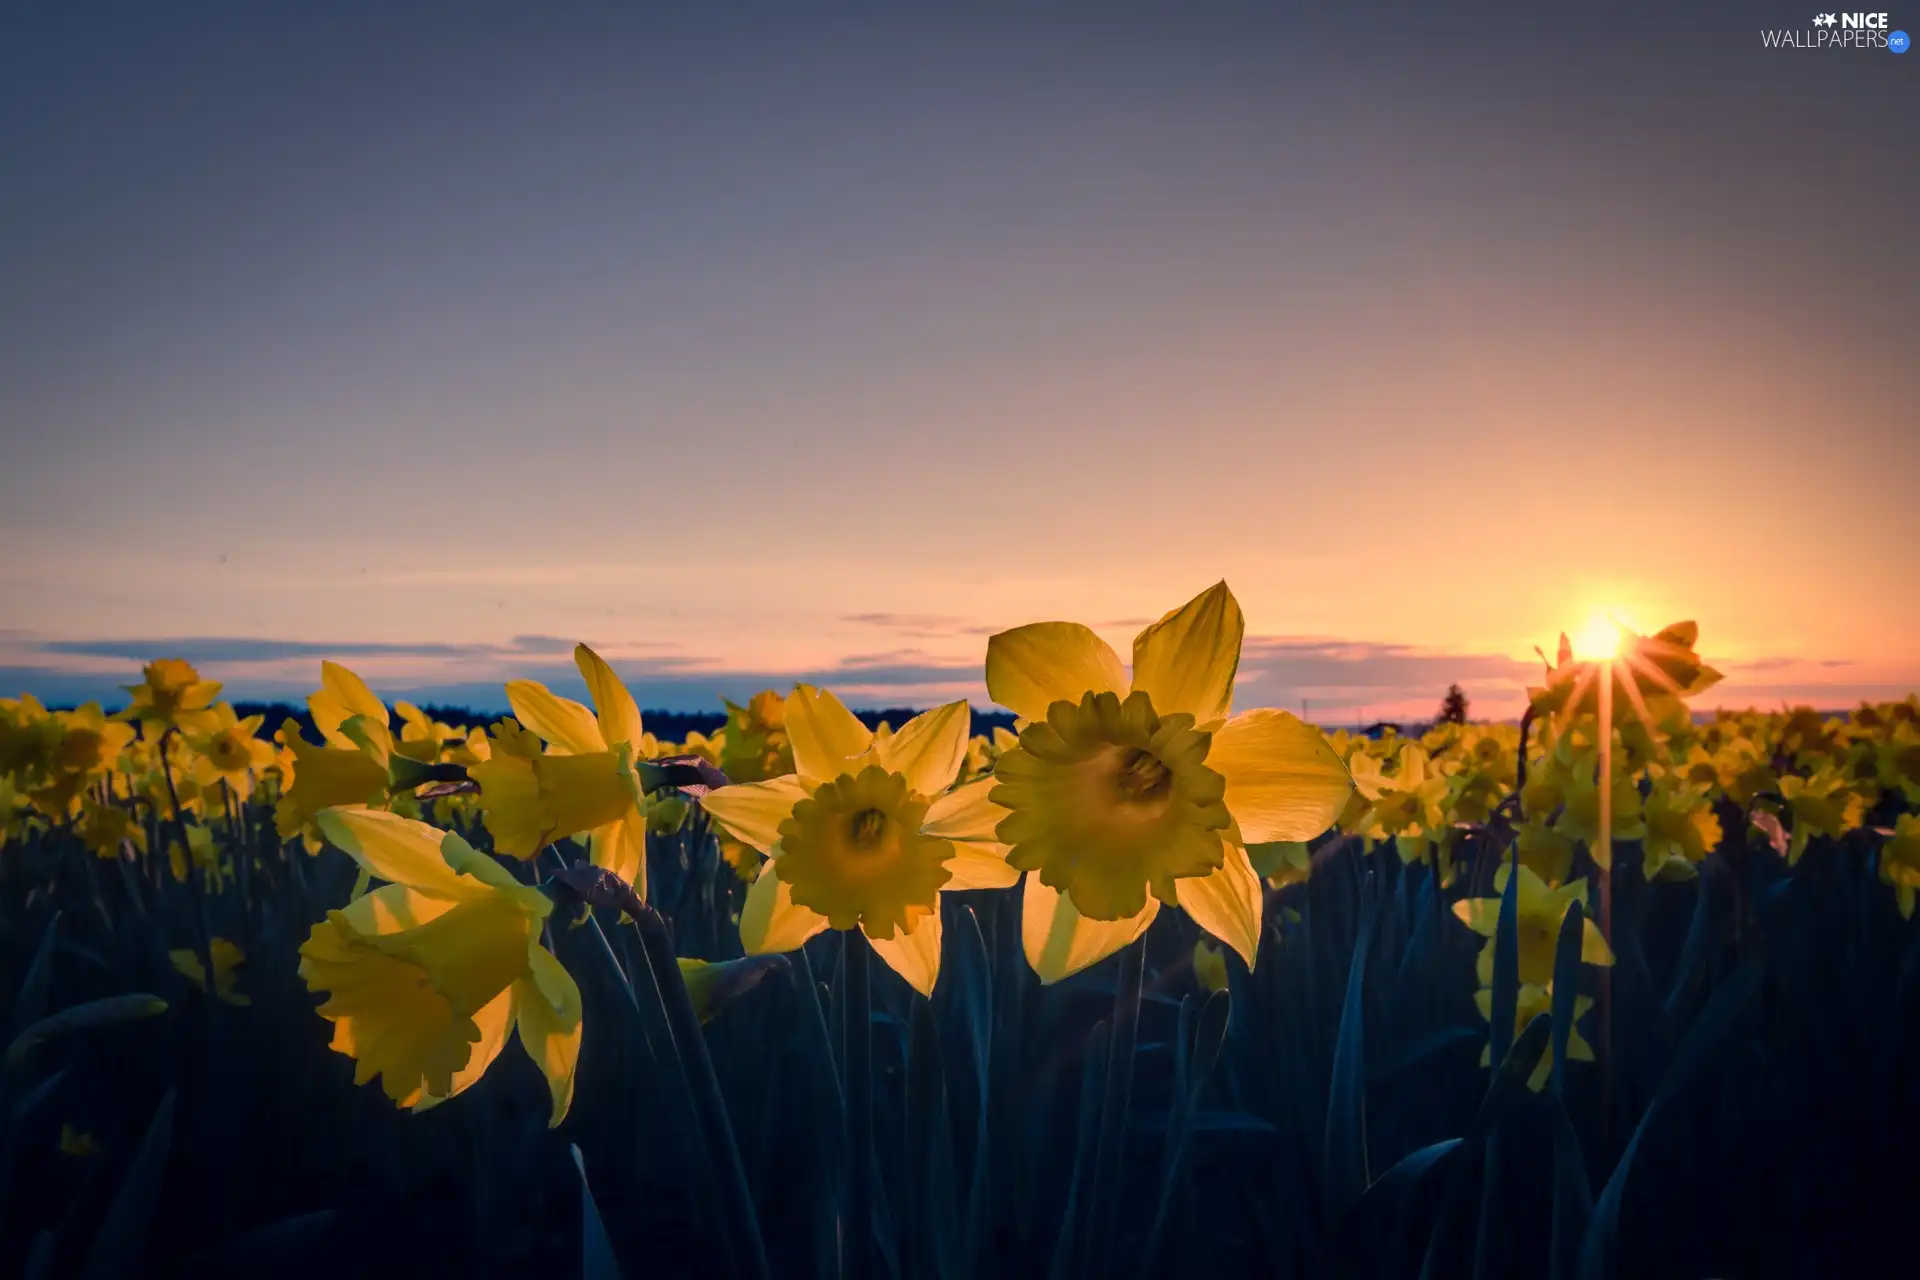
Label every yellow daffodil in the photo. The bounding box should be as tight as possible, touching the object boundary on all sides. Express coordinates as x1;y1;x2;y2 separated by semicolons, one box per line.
700;686;1014;996
309;661;394;759
472;645;648;892
187;704;275;796
985;583;1351;980
718;690;794;783
1248;839;1314;890
1360;744;1452;866
1775;767;1866;865
168;823;231;888
1640;776;1723;881
1192;938;1229;993
1452;863;1613;987
171;937;251;1006
1474;983;1595;1090
1878;814;1920;919
1551;747;1645;866
118;659;222;732
298;808;583;1124
1528;621;1721;738
273;719;388;840
75;802;146;860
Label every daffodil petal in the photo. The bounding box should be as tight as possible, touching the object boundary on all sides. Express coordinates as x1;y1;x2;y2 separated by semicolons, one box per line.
866;911;942;997
437;831;544;900
505;680;606;755
1582;920;1615;967
922;776;1007;842
1022;874;1157;984
585;814;646;900
785;685;874;783
1174;844;1263;968
334;882;461;933
740;861;831;954
985;623;1128;722
576;645;644;753
878;700;971;796
944;843;1020;890
1129;582;1243;727
1209;709;1351;844
411;985;515;1112
513;948;583;1127
313;661;389;747
316;809;487;901
701;776;809;853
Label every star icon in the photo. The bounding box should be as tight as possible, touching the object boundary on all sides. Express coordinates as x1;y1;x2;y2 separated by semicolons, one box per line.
1813;12;1837;25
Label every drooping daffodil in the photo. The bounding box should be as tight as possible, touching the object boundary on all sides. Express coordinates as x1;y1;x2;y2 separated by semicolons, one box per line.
298;808;583;1125
473;644;651;894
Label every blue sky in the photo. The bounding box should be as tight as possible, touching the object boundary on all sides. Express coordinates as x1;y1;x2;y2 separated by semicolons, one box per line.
3;3;1914;717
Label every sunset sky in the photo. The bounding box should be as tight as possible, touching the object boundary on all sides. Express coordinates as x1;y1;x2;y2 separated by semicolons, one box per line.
3;3;1914;720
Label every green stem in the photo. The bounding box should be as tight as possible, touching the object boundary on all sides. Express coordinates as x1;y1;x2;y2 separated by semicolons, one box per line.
844;928;873;1280
1084;939;1145;1278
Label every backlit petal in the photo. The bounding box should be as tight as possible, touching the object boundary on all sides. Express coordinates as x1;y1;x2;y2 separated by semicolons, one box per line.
786;685;875;783
590;812;650;901
922;776;1007;842
1022;874;1157;984
312;661;389;748
878;700;971;796
985;623;1127;722
505;680;606;755
740;861;831;954
316;808;487;901
1130;582;1243;726
701;776;809;853
576;645;644;752
943;844;1020;890
1209;709;1352;843
411;986;514;1112
867;910;942;997
1174;844;1264;968
514;947;584;1126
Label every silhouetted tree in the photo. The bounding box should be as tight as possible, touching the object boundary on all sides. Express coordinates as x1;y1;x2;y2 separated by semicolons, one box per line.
1437;683;1469;724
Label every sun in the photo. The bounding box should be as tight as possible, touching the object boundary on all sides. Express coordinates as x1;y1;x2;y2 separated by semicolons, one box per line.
1570;609;1636;662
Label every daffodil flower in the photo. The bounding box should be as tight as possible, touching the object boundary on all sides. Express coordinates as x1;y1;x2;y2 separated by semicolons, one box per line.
1640;775;1723;881
186;704;275;796
273;719;387;840
1878;814;1920;919
471;644;649;893
117;658;222;732
298;808;583;1124
1775;767;1867;865
1527;621;1721;736
1452;863;1614;987
170;937;251;1007
1474;983;1595;1091
700;685;1015;996
984;582;1352;982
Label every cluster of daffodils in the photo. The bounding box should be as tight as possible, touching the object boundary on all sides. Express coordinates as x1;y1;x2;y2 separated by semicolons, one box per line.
6;586;1919;1126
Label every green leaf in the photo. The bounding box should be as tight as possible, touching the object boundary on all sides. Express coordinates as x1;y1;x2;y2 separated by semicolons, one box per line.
1489;844;1522;1066
1324;871;1377;1221
81;1089;175;1280
1549;901;1585;1098
7;912;60;1044
7;995;168;1070
572;1145;624;1280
